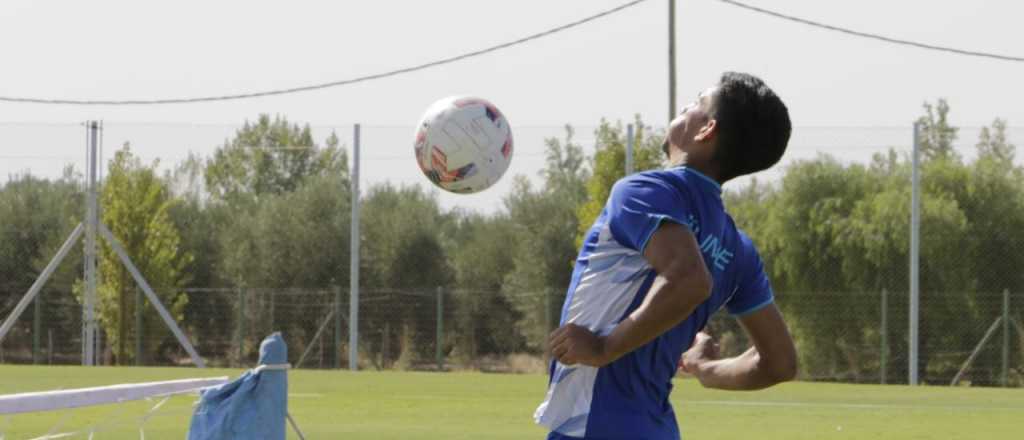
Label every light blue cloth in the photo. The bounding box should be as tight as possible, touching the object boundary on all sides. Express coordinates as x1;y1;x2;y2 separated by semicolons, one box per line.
187;333;288;440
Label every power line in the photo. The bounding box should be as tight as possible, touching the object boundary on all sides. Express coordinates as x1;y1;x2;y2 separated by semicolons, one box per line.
0;0;649;106
718;0;1024;63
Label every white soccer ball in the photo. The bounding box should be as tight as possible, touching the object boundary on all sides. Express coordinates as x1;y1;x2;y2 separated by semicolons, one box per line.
414;96;513;194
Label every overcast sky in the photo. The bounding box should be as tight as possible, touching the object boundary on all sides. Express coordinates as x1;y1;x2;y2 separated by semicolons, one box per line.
1;0;1021;211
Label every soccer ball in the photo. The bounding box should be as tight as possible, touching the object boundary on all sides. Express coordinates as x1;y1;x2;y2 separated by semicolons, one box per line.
414;96;513;194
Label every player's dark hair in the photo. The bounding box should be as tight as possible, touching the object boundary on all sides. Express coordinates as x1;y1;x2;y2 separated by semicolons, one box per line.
711;72;791;181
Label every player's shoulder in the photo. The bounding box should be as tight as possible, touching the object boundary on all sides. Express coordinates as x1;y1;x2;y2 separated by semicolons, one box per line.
733;227;764;267
613;168;695;196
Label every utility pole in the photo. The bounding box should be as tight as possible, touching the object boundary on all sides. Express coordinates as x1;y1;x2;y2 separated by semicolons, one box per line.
668;0;677;124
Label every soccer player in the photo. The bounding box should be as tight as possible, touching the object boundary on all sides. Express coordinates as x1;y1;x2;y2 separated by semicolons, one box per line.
535;72;797;439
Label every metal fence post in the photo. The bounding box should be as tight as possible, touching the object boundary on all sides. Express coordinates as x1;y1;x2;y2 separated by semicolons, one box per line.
269;290;276;333
544;289;553;365
1003;289;1010;387
33;290;41;364
349;123;361;371
237;287;246;367
334;285;342;369
909;121;921;386
881;288;888;384
135;287;143;366
436;286;444;371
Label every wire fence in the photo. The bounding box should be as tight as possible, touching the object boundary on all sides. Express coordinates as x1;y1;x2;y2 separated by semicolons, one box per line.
1;121;1022;388
1;286;1021;387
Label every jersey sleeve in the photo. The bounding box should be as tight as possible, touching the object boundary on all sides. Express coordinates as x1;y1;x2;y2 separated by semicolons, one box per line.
606;174;692;253
725;238;775;316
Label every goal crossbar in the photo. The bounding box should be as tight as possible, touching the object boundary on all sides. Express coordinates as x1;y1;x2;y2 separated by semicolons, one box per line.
0;377;229;415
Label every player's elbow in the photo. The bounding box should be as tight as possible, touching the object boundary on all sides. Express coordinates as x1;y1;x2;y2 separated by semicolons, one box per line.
772;360;798;383
765;353;798;384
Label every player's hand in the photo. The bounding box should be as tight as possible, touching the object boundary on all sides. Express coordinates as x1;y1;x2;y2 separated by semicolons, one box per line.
548;323;610;367
680;331;719;374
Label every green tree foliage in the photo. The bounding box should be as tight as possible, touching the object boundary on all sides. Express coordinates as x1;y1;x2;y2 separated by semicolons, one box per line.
177;121;349;364
448;212;521;360
0;169;82;289
0;169;83;356
6;110;1021;380
576;118;665;246
95;146;191;364
205;114;347;205
359;184;453;368
917;99;959;161
727;104;1023;384
218;171;351;289
503;126;590;351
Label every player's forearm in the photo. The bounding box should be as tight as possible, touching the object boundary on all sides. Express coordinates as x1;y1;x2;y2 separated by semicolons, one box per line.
691;347;795;390
602;275;711;363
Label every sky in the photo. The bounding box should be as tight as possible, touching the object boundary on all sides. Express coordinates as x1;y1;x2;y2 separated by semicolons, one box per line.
0;0;1022;212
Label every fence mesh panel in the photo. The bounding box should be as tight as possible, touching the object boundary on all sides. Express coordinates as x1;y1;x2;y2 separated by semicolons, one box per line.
1;122;1022;387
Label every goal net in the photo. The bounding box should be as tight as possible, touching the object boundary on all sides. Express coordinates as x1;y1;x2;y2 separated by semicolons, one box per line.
0;333;301;440
0;377;228;439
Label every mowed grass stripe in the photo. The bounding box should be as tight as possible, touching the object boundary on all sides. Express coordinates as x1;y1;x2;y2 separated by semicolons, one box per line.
1;366;1021;439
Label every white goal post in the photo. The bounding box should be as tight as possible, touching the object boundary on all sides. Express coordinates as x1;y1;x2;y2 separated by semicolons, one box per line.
0;377;228;415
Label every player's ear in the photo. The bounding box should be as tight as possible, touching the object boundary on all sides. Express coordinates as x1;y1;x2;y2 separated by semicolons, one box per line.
694;119;716;142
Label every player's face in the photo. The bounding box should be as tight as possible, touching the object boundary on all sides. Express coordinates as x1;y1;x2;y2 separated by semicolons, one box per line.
666;86;718;159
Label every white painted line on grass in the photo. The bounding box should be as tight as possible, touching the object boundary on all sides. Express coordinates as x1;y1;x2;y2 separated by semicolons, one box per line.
685;399;1024;412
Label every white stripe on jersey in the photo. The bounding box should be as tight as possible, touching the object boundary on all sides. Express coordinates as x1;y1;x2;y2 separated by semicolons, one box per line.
534;223;654;436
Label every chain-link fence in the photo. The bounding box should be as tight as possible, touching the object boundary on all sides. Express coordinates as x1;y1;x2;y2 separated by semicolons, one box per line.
2;121;1023;387
2;286;1021;387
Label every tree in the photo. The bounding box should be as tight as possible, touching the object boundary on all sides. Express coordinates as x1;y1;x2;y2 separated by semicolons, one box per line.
358;184;453;368
576;118;665;246
0;168;83;361
917;99;959;161
448;212;522;360
94;145;192;364
724;103;1024;383
205;115;347;205
1;169;83;289
503;126;590;351
976;118;1015;164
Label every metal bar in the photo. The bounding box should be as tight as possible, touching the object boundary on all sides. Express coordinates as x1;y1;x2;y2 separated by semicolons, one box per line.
33;289;41;364
544;289;553;366
84;121;99;366
349;124;361;371
881;288;888;384
436;287;444;371
1002;289;1010;387
950;317;1003;386
334;285;342;369
286;413;307;440
135;287;143;366
99;223;205;368
0;224;84;345
269;291;275;332
909;121;921;385
668;0;676;124
237;287;245;367
296;309;335;369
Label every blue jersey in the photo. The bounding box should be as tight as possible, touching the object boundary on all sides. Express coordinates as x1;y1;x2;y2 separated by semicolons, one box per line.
534;167;774;439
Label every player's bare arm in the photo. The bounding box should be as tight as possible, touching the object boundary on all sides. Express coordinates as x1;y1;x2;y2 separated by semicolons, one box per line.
549;221;713;367
680;303;797;390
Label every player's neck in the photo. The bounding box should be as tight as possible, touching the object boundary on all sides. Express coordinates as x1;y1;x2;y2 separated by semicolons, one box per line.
668;150;724;185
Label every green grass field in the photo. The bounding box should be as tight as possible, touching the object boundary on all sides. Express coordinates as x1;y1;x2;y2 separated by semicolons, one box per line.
1;365;1021;439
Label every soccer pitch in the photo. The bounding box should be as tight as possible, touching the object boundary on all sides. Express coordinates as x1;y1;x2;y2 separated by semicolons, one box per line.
1;365;1021;439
